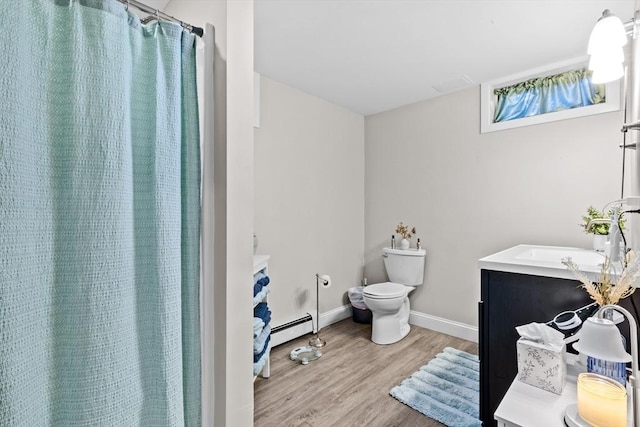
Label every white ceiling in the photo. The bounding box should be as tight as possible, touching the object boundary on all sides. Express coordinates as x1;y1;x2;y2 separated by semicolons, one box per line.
155;0;634;116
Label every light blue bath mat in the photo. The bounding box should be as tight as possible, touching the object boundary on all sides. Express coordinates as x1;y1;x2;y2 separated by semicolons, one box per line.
390;347;481;427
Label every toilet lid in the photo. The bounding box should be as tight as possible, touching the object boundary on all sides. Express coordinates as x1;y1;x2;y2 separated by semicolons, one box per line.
363;282;407;299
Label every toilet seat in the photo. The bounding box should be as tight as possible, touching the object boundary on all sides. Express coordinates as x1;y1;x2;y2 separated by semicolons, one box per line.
363;282;407;299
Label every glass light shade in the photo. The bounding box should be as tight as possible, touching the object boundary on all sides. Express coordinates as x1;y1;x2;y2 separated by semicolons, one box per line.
573;317;632;362
587;11;627;54
589;49;624;69
589;51;625;83
577;373;627;427
590;61;624;83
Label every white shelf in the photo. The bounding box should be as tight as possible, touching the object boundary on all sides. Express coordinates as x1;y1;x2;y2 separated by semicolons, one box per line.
495;358;631;426
494;378;577;427
253;255;270;274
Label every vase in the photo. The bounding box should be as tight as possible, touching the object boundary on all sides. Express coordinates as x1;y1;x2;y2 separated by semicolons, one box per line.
593;234;607;252
586;308;627;385
400;238;410;250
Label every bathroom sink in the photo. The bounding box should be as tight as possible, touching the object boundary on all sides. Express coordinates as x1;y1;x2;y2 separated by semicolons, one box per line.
513;246;606;267
478;244;615;281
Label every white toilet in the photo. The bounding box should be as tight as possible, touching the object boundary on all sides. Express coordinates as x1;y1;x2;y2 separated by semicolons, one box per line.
362;247;426;345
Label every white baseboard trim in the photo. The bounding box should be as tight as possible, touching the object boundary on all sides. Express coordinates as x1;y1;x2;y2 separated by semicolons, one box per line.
270;305;352;348
409;310;478;343
320;304;352;329
271;307;477;346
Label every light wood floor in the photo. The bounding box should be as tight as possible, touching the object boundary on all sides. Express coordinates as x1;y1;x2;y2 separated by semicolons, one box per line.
254;318;478;427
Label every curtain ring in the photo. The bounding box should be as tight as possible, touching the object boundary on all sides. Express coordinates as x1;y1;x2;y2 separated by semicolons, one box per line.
124;0;129;11
155;9;160;20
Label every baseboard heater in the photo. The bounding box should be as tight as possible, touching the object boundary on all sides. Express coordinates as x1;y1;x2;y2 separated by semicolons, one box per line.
270;313;313;347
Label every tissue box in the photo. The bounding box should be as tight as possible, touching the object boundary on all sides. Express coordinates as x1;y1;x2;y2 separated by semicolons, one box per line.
516;338;566;394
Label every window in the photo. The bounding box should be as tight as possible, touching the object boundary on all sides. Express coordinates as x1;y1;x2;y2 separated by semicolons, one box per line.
480;56;621;133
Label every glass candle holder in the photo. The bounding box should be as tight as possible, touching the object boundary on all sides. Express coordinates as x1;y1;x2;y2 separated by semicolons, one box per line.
577;373;627;427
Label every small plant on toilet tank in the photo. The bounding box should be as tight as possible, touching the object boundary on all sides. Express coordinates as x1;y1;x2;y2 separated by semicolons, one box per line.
395;222;417;250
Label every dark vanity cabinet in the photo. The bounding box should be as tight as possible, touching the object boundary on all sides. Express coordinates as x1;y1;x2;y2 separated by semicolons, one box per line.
478;270;593;427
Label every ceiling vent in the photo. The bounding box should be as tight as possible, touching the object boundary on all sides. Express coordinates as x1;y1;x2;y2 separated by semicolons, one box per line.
432;75;475;94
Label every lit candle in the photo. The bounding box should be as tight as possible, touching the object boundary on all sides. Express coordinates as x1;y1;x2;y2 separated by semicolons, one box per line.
577;373;627;427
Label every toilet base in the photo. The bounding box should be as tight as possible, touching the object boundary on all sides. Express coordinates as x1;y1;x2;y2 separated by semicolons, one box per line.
365;291;413;345
371;322;410;345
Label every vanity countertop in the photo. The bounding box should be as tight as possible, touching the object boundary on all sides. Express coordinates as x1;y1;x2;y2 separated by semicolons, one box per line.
478;244;614;281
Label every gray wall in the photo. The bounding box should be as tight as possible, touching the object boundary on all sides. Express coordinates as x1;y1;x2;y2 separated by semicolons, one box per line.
365;86;627;327
254;76;365;326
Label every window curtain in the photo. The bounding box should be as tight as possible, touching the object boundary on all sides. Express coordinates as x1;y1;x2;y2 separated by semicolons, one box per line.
493;68;606;123
0;1;201;425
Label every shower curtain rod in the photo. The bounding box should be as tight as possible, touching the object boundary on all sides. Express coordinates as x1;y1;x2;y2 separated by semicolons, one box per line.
116;0;204;37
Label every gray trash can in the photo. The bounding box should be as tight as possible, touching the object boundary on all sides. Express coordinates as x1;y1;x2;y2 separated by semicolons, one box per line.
348;286;372;324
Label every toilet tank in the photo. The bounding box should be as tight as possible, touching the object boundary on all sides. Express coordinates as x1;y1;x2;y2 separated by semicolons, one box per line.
383;247;426;285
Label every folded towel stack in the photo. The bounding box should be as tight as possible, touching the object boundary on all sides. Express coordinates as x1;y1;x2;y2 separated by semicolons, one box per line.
254;325;271;354
253;272;270;297
253;344;270;376
253;269;271;377
254;335;271;363
253;317;265;339
253;286;270;306
254;302;271;326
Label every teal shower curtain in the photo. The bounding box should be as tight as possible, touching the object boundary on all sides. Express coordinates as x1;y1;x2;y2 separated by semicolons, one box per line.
0;1;201;425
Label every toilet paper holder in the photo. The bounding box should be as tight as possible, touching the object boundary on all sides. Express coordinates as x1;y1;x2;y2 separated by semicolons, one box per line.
308;273;330;348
